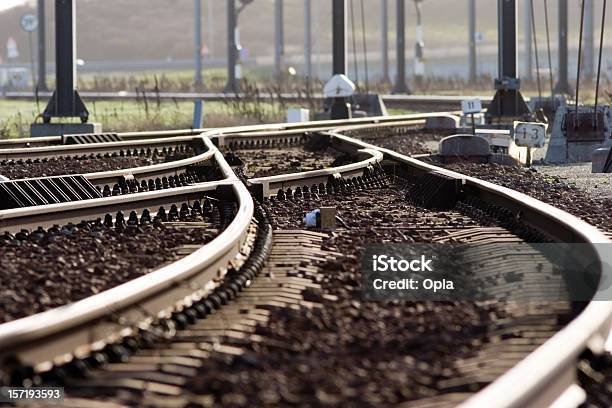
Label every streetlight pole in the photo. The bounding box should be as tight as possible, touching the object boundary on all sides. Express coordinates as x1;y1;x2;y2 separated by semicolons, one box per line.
194;0;203;87
468;0;477;83
485;0;530;121
274;0;284;80
381;0;389;83
225;0;238;93
554;0;572;94
584;0;594;81
392;0;410;94
304;0;312;81
524;0;532;80
37;0;47;91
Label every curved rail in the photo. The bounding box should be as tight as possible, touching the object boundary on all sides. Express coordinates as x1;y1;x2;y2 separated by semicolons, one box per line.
0;135;202;161
84;136;219;187
220;119;612;405
0;137;254;368
0;116;608;407
249;147;382;197
325;123;612;408
0;110;452;150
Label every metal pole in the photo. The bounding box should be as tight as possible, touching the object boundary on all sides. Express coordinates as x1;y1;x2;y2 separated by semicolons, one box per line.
485;0;530;119
381;0;389;82
304;0;312;80
584;0;594;80
499;0;517;79
330;0;351;120
524;0;533;80
392;0;410;93
194;0;203;87
41;0;88;123
332;0;347;75
468;0;477;83
574;0;586;123
554;0;572;94
55;0;76;114
225;0;237;93
274;0;284;80
207;0;214;56
593;0;607;127
37;0;47;91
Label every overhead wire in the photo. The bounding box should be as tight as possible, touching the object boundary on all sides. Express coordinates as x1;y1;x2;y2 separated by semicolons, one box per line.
593;0;607;128
530;0;542;99
349;0;360;90
543;0;555;99
359;0;370;94
574;0;586;129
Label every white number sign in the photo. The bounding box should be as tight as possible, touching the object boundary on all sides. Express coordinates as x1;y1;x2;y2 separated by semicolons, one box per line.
461;98;482;114
513;121;547;148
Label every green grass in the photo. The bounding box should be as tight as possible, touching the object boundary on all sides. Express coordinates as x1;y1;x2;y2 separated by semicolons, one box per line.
0;97;288;138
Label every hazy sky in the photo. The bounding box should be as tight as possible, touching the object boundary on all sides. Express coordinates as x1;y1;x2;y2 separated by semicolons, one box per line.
0;0;27;12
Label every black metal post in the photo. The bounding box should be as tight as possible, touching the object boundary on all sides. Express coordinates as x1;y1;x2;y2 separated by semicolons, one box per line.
381;0;389;82
392;0;410;93
485;0;530;121
332;0;347;75
37;0;47;91
42;0;88;123
554;0;572;94
499;0;517;78
524;0;532;80
224;0;238;93
330;0;351;119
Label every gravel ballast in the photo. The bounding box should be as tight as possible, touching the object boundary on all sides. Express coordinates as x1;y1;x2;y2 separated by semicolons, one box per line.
186;175;570;407
0;204;225;323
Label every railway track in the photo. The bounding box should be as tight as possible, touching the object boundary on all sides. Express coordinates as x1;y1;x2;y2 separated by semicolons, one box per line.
0;117;610;407
0;112;440;150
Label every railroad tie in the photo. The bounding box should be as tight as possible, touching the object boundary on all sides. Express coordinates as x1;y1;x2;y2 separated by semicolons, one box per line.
59;230;335;406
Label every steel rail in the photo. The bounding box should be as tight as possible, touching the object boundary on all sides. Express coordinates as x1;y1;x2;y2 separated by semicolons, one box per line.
213;119;426;149
0;114;433;189
0;118;422;373
0;137;254;368
0;111;452;149
325;122;612;408
248;147;383;197
83;136;219;187
2;117;605;407
0;136;202;161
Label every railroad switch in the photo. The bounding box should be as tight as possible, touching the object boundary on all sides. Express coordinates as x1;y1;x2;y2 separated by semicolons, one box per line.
546;105;612;163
